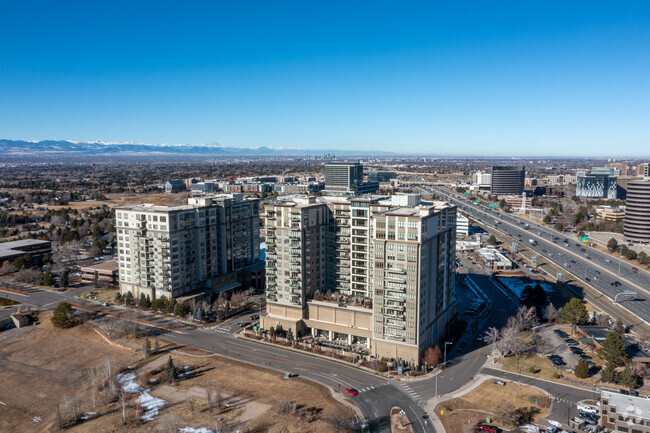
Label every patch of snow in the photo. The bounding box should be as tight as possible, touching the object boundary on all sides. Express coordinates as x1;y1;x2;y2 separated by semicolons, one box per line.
179;428;214;433
137;391;166;422
118;370;166;422
0;401;6;405
80;411;96;420
32;416;42;423
498;277;554;300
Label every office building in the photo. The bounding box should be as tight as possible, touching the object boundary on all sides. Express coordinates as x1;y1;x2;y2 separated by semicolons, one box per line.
601;389;650;432
165;179;187;193
624;180;650;244
605;162;629;176
116;194;261;300
191;181;216;194
472;171;492;188
368;171;398;183
490;166;525;197
262;194;457;366
456;213;469;236
595;206;625;221
0;239;51;267
576;167;621;199
324;161;378;195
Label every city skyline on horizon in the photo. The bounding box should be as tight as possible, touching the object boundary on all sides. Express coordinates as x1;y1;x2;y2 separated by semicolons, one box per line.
1;2;650;157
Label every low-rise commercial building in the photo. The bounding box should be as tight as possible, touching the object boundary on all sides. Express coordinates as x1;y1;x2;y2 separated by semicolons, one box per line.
165;179;187;193
595;206;625;221
475;247;512;272
601;389;650;432
81;260;119;286
0;239;51;266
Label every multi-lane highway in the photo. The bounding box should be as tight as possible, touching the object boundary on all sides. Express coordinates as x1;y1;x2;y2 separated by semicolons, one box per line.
431;186;650;328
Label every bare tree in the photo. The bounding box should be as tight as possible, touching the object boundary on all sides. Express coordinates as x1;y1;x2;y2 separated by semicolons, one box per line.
545;304;559;323
120;389;127;424
104;319;118;339
324;409;356;433
277;399;297;415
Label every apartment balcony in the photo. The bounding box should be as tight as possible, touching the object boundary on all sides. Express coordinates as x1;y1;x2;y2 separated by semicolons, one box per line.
289;231;301;239
385;276;407;284
386;268;407;275
336;220;350;227
290;258;301;264
384;311;406;320
290;223;300;230
384;322;406;330
290;214;301;221
266;270;277;276
290;249;301;256
267;294;278;302
385;291;406;300
384;333;405;342
385;300;406;307
266;253;278;260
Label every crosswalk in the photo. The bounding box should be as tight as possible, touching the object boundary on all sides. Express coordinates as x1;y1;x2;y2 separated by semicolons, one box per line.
214;326;232;335
357;382;391;393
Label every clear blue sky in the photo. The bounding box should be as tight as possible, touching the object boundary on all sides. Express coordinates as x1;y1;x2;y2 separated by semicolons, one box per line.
2;1;650;156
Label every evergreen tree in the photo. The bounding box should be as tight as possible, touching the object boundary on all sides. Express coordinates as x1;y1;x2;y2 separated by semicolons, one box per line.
60;270;70;288
165;356;177;381
599;331;628;366
43;271;55;287
607;238;619;253
286;329;294;343
174;302;187;317
560;298;589;325
51;302;75;328
138;294;151;309
618;367;638;389
600;363;618;384
488;234;498;245
574;359;589;379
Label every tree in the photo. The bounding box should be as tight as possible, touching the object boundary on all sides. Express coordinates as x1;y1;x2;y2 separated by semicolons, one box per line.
560;298;589;325
600;363;618;384
43;271;55;287
123;291;134;306
16;268;44;285
574;359;589;378
545;304;559;323
619;245;629;256
13;253;32;270
487;234;498;245
543;214;552;224
142;339;152;358
421;345;443;368
499;199;507;210
139;294;151;309
554;222;564;231
626;250;637;261
496;401;518;427
638;251;650;266
174;302;187;317
607;238;619;253
164;356;177;382
52;302;75;328
60;270;70;288
599;331;628;366
521;284;547;310
286;328;294;344
618;367;639;389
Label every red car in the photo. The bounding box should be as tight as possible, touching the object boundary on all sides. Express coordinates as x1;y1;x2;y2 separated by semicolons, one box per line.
345;387;358;396
581;248;586;252
476;425;498;433
632;268;638;273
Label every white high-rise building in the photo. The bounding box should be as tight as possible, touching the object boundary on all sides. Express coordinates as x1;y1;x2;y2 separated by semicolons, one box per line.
262;194;457;367
456;213;469;236
115;194;260;300
472;171;492;187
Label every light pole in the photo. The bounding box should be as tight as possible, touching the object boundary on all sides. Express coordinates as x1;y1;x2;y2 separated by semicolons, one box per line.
618;254;623;276
444;341;453;365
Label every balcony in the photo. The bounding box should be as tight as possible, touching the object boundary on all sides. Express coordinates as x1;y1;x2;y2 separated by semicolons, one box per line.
291;249;301;256
386;268;407;275
385;276;406;284
290;231;301;239
384;322;406;330
384;333;405;342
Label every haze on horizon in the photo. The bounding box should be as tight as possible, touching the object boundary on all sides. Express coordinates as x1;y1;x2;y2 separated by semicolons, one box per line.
1;1;649;157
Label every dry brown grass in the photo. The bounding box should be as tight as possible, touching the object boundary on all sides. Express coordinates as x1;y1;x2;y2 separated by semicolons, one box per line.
435;380;550;432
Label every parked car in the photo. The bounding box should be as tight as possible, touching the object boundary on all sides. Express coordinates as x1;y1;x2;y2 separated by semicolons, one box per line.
565;338;578;346
577;404;599;414
476;424;498;433
569;347;583;354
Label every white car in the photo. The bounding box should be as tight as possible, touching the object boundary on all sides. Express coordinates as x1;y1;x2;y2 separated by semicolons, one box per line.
577;404;599;414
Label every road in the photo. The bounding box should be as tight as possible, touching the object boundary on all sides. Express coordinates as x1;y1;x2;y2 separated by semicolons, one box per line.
0;273;595;432
430;186;650;330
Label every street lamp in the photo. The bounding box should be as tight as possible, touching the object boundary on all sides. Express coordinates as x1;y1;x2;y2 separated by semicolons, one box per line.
443;341;453;365
618;254;623;276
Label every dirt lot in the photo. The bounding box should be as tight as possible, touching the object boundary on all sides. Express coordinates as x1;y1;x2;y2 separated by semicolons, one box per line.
435;380;550;433
0;312;355;433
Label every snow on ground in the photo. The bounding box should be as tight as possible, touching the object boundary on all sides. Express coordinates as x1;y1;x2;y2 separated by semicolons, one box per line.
118;369;167;422
180;428;214;433
0;401;6;405
81;411;96;420
498;277;554;300
32;416;42;423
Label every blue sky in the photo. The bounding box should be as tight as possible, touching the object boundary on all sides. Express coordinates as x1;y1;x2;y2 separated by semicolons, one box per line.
1;1;650;156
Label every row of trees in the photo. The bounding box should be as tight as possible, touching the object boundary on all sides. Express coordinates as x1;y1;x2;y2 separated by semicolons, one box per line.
608;238;650;266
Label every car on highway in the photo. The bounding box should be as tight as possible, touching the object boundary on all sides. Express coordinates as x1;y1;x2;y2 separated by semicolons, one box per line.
594;270;600;274
581;247;586;252
344;387;358;396
605;258;611;262
611;281;622;287
632;268;638;273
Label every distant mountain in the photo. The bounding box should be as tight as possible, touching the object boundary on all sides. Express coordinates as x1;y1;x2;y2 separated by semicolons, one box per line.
0;139;393;157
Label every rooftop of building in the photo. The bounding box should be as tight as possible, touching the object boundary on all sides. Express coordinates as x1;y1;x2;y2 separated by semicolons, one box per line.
0;239;51;251
81;260;119;272
602;389;650;418
476;246;511;263
268;194;454;214
116;193;253;211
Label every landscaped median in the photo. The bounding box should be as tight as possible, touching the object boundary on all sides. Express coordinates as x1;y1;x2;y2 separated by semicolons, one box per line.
434;378;551;433
391;407;414;433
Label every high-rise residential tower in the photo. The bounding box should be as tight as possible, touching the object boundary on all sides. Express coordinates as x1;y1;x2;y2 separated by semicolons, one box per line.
116;194;260;299
624;180;650;244
262;194;457;366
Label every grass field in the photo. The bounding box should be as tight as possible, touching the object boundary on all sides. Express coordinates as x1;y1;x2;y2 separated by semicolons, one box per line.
435;380;550;432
